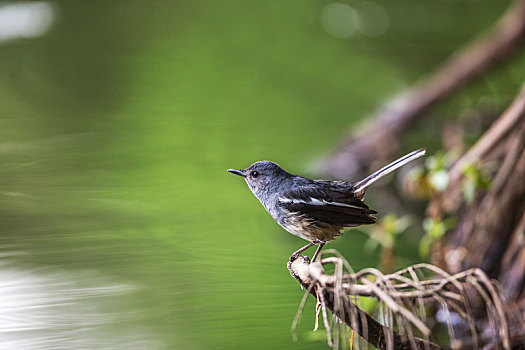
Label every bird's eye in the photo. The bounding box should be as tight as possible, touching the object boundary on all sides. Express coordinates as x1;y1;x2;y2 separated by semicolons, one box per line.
251;170;259;178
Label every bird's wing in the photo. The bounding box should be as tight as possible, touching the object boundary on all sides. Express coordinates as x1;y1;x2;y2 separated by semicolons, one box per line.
278;185;377;227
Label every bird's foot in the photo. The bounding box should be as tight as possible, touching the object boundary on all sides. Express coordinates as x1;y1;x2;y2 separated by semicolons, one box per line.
289;252;310;263
289;241;317;263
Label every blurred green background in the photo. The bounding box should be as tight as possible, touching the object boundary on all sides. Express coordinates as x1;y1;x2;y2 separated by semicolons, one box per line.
0;1;523;349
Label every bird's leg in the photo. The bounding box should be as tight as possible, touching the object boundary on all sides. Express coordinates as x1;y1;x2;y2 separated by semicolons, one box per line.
289;241;316;262
311;241;326;262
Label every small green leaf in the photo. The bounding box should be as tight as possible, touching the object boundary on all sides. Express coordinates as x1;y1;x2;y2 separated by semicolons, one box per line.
422;217;434;233
360;296;379;314
429;170;449;191
419;235;431;258
463;179;475;203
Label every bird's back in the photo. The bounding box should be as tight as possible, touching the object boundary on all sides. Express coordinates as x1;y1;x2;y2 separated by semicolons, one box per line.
276;178;377;242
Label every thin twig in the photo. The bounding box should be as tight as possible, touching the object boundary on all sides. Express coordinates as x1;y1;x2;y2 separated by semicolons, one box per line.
288;251;523;349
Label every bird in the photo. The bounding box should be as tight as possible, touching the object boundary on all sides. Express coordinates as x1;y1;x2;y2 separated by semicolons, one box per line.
228;148;426;262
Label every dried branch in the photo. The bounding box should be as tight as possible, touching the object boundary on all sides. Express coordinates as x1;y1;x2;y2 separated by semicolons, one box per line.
317;0;525;180
288;250;524;349
429;83;525;216
428;82;525;306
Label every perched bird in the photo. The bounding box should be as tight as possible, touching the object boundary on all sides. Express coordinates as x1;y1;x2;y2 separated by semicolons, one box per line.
228;149;426;262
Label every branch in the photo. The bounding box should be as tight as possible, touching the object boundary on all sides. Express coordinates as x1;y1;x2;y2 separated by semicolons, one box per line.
426;82;525;325
429;82;525;215
287;251;524;349
317;0;525;179
288;256;442;350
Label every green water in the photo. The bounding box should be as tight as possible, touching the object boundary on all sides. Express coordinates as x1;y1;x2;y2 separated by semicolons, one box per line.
0;1;520;349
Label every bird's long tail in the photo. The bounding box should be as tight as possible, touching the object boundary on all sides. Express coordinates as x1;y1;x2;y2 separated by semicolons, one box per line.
352;148;426;197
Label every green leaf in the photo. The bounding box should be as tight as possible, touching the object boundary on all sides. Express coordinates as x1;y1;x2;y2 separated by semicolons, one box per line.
463;179;475;203
419;235;432;258
429;170;449;191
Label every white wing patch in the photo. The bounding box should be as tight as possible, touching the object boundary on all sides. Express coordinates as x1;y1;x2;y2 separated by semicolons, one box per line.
279;196;362;210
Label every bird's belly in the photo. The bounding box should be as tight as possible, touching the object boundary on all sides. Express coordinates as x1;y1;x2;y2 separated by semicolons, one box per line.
278;211;342;242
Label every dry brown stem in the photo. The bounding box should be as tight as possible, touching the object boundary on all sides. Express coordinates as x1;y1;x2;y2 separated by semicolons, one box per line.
288;250;524;349
317;0;525;180
428;82;525;314
429;83;525;216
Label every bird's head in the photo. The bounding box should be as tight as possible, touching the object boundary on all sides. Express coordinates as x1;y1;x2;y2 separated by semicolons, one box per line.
228;161;289;197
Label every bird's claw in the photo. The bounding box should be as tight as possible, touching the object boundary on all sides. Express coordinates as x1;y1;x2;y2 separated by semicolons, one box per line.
289;253;310;264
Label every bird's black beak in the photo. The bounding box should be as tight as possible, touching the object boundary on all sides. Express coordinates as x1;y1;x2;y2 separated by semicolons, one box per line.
227;168;246;177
